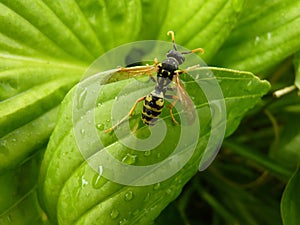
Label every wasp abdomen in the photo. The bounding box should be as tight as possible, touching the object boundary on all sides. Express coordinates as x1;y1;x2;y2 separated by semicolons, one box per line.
142;92;164;125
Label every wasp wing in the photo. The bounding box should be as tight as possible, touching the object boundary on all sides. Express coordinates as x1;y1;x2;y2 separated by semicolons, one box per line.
106;64;158;84
174;74;196;125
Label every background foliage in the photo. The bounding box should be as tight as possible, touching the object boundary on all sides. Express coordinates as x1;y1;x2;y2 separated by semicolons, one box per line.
0;0;300;224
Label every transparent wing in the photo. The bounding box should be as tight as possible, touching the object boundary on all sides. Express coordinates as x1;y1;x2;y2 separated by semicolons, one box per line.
174;74;196;125
106;64;158;84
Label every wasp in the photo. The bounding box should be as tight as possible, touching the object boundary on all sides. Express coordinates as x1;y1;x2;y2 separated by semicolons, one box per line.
104;31;204;133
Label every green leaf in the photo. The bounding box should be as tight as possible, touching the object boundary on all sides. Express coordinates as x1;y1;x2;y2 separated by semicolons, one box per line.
39;67;270;224
281;167;300;225
0;0;143;172
138;0;169;40
271;113;300;166
0;0;142;62
294;52;300;90
158;0;245;62
213;0;300;73
0;69;81;173
200;170;283;225
0;151;45;225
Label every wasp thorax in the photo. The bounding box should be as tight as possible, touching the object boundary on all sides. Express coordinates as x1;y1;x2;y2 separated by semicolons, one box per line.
166;50;185;65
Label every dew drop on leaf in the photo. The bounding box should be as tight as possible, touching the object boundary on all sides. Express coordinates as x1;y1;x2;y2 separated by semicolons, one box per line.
122;153;137;165
76;87;87;109
92;165;105;189
166;188;172;195
96;123;105;130
81;176;88;188
267;32;272;40
144;192;150;202
124;191;133;201
144;150;151;157
119;218;128;225
153;183;161;190
110;209;119;219
92;173;106;189
255;36;261;45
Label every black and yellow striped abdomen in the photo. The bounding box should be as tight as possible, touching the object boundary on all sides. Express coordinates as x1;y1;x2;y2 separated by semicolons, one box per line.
142;91;164;125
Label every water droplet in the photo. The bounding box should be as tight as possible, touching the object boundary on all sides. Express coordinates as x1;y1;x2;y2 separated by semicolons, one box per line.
119;218;128;225
254;36;260;45
7;214;12;223
11;138;17;142
175;177;182;184
166;188;172;195
77;87;87;109
92;165;105;189
80;129;86;136
124;191;133;201
110;209;119;219
153;183;160;190
0;140;7;148
99;165;103;175
267;32;272;40
144;150;151;157
122;153;137;165
81;176;88;188
144;193;150;202
96;123;105;130
92;174;106;189
97;102;103;107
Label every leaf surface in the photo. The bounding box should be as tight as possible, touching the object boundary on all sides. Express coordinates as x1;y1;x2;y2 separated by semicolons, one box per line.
213;0;300;73
281;167;300;225
39;67;270;224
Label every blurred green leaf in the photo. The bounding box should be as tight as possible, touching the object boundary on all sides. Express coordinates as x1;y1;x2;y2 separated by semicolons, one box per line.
294;52;300;89
158;0;245;62
154;202;185;225
213;0;300;73
0;151;46;225
202;170;283;225
281;167;300;225
272;113;300;165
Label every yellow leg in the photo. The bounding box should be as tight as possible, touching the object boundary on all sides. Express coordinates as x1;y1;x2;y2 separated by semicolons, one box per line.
167;95;180;125
104;96;146;133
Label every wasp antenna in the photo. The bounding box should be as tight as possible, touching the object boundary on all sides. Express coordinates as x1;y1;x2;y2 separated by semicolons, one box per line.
192;48;205;54
167;30;178;51
181;48;205;55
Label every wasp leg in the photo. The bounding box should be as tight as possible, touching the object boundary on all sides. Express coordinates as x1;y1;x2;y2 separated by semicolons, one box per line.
104;96;146;133
175;64;201;75
165;95;180;125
